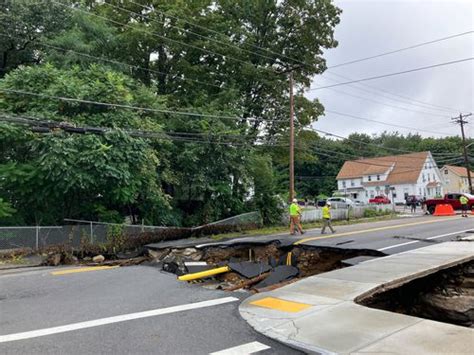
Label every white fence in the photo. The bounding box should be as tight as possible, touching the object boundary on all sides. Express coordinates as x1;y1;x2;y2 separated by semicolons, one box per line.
298;204;394;223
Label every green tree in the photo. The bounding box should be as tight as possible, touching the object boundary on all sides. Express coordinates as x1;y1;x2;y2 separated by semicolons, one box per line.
0;0;72;77
0;64;169;225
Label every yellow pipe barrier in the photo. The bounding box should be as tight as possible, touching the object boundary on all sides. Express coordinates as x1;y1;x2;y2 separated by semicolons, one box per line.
177;266;230;281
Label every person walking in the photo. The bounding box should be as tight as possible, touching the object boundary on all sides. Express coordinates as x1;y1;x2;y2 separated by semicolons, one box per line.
321;201;336;234
460;194;469;218
289;198;304;235
421;197;428;215
410;198;417;213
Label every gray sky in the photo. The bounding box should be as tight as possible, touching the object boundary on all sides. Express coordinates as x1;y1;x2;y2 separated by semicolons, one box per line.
306;0;473;139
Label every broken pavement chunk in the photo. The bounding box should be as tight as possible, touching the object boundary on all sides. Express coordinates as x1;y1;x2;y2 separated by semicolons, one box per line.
253;265;299;289
228;261;272;279
184;261;213;274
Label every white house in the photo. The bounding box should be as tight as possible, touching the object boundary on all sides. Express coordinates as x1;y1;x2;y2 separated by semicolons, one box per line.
335;152;443;204
440;165;474;194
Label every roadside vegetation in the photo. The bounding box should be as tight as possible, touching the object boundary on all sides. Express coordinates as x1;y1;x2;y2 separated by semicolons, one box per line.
0;1;469;229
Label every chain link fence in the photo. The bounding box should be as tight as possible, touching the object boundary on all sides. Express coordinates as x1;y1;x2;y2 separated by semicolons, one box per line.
0;212;262;251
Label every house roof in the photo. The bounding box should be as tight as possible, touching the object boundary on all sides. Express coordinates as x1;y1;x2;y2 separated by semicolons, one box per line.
337;152;430;185
442;165;474;178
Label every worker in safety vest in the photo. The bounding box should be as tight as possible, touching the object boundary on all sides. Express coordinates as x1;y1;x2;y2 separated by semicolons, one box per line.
321;201;336;234
289;198;304;235
460;195;469;218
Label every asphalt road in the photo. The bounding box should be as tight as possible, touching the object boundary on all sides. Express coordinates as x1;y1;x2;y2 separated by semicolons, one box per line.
194;214;474;255
1;215;473;355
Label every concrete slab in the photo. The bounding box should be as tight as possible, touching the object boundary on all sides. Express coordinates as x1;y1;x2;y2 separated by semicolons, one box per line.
353;319;474;354
317;266;410;285
280;276;377;301
239;241;474;354
240;291;341;322
374;252;471;266
342;255;381;266
267;302;422;354
406;241;474;254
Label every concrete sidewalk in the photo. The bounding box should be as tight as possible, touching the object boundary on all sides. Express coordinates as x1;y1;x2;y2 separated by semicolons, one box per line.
239;241;474;354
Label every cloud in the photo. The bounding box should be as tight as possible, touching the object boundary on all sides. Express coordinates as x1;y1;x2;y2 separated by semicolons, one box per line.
306;0;474;138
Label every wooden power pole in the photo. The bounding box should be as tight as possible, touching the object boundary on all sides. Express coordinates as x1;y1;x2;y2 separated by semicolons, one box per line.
452;113;473;194
289;71;295;201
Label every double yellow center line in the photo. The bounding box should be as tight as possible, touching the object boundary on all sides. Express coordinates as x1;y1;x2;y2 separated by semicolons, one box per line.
294;216;459;245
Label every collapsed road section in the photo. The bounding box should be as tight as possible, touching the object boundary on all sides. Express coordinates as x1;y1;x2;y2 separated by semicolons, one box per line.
360;260;474;328
146;237;385;292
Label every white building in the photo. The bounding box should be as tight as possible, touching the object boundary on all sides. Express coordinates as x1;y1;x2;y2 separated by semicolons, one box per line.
440;165;474;194
336;152;443;204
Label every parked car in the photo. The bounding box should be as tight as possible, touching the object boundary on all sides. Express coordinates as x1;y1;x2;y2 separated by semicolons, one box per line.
369;195;391;204
327;197;354;207
353;200;366;206
425;193;474;214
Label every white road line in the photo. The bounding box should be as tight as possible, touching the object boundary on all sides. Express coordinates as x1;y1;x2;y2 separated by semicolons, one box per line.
0;297;238;343
377;229;470;251
210;341;271;355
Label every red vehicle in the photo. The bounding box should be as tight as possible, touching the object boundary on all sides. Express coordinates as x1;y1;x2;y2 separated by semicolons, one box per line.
369;195;391;204
425;193;474;214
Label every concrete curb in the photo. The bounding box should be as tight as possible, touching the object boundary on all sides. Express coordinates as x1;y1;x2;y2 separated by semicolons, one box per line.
239;241;474;354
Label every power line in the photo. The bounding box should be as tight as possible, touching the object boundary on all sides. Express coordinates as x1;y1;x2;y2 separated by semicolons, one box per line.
328;31;474;69
0;88;288;122
305;145;463;176
52;1;280;74
310;127;461;157
310;57;474;91
307;142;463;166
0;33;224;90
128;0;305;68
104;1;283;66
0;113;273;147
324;109;454;136
319;86;450;119
322;71;465;114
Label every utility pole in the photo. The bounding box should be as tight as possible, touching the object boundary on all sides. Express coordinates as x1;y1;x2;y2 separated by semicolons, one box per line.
289;70;295;201
452;113;473;194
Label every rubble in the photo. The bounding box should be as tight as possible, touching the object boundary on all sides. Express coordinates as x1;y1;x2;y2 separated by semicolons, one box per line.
155;242;381;293
46;253;62;266
92;255;105;263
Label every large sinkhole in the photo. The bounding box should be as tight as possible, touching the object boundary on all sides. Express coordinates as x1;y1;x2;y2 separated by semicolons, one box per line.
358;260;474;328
150;243;384;292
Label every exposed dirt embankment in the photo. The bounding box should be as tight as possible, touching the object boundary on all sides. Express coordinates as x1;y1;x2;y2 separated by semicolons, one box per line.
360;261;474;328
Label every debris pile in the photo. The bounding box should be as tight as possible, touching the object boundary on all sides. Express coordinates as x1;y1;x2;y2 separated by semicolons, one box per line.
154;243;382;292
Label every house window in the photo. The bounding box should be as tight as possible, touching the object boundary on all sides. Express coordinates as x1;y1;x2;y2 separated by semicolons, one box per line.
368;175;372;181
422;173;425;182
365;191;368;197
393;192;397;198
351;180;355;187
444;170;448;175
376;175;380;181
419;188;422;195
342;181;346;188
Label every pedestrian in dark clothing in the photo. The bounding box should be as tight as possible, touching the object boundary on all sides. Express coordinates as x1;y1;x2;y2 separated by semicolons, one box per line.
410;199;417;213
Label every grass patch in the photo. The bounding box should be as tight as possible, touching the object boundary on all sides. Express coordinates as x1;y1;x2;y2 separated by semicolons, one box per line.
209;213;398;241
